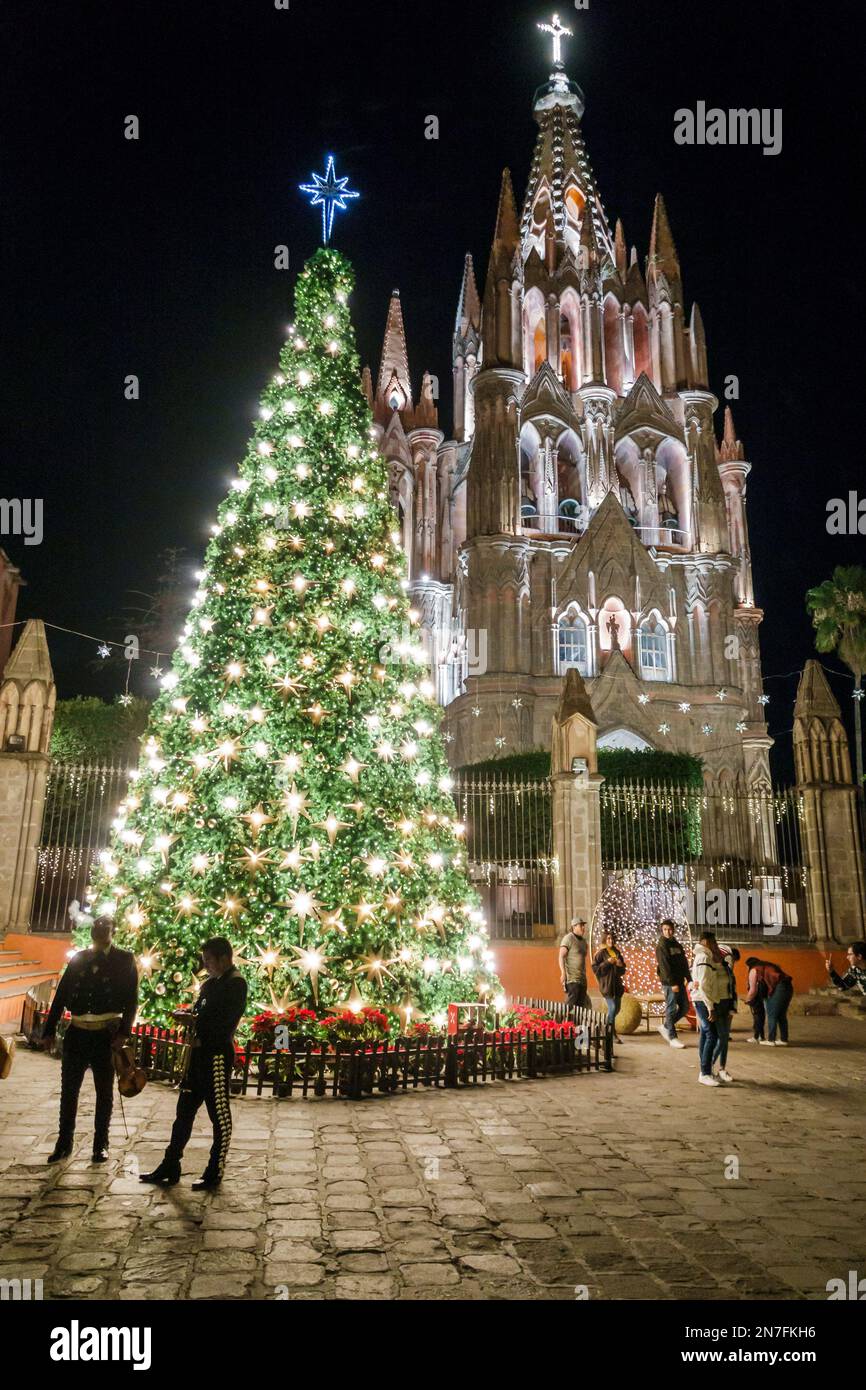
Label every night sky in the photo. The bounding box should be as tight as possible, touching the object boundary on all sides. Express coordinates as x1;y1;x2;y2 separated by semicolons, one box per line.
2;0;864;778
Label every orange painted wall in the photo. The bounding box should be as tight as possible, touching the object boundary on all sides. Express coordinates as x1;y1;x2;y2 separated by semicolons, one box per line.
5;933;73;970
493;939;834;1000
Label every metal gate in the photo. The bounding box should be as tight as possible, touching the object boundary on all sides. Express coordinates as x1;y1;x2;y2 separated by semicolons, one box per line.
31;761;133;932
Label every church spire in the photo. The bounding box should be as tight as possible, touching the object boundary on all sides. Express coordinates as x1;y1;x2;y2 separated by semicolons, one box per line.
375;289;413;417
454;253;481;342
720;405;745;461
647;193;682;298
493;168;520;255
520;25;613;266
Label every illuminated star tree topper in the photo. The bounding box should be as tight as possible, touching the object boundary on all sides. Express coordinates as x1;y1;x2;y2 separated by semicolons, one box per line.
299;155;360;245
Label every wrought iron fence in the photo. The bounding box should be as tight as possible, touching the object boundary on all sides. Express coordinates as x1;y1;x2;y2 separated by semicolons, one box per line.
455;771;811;943
599;781;810;943
32;761;134;932
453;773;557;938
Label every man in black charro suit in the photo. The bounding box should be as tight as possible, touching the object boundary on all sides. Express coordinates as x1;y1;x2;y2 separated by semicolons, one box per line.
41;916;139;1164
140;936;247;1192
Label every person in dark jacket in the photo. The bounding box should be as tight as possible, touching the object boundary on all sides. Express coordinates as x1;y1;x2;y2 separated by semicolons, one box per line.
41;916;139;1164
141;937;247;1190
655;919;691;1048
824;942;866;996
745;957;793;1045
592;930;627;1043
746;973;768;1042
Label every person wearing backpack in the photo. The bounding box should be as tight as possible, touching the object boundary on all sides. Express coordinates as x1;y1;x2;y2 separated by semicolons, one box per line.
690;931;733;1086
745;957;794;1046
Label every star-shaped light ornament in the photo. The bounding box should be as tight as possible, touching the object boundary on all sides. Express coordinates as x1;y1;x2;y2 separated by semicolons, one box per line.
285;889;321;935
288;943;332;1005
282;783;310;834
299;155;360;245
638;693;650;705
854;688;865;703
255;943;284;975
758;694;770;706
317;813;350;846
274;673;304;702
355;952;396;987
657;722;671;736
716;688;728;702
736;720;748;733
97;643;111;659
237;846;273;876
241;804;274;840
701;723;714;737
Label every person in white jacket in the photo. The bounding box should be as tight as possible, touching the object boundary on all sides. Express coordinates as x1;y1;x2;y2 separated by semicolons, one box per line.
690;932;734;1087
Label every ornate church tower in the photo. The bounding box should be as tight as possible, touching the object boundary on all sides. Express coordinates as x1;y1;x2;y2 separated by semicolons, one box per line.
372;17;772;784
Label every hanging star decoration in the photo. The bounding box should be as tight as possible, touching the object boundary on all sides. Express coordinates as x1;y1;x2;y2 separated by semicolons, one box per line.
735;720;748;733
150;666;164;680
678;701;691;713
716;688;728;702
638;693;650;705
97;644;111;659
657;722;671;736
701;723;714;736
758;694;770;706
854;689;865;703
299;155;359;245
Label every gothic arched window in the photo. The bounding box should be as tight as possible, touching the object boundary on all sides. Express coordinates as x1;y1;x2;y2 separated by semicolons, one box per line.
637;617;669;681
557;612;589;675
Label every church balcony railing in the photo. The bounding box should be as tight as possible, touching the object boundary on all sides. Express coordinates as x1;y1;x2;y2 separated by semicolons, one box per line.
520;511;588;540
633;525;690;549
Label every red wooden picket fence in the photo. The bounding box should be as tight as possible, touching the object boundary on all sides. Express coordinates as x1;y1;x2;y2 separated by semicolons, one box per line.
21;993;615;1100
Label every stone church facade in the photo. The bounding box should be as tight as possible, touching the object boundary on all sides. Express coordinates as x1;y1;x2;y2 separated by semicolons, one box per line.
364;49;771;787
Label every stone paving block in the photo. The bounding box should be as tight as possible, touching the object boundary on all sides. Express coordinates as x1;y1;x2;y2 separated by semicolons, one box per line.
335;1273;397;1299
189;1274;253;1299
400;1262;460;1286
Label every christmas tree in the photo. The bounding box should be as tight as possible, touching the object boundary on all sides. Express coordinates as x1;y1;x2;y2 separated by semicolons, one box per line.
87;248;498;1027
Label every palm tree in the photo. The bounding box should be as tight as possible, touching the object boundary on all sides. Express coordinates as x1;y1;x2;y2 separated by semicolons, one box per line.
806;566;866;790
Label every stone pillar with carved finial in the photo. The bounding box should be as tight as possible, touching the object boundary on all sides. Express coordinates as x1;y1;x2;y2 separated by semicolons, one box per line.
550;668;604;934
794;660;866;944
0;620;56;941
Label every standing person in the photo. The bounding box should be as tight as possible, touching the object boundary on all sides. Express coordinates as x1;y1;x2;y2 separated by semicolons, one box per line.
592;930;627;1044
41;916;139;1164
745;957;794;1046
824;942;866;996
746;971;768;1043
712;945;740;1082
655;918;690;1049
141;938;247;1190
690;931;733;1087
559;917;590;1010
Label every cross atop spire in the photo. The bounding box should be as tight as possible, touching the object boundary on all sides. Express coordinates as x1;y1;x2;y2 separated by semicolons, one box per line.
538;12;573;67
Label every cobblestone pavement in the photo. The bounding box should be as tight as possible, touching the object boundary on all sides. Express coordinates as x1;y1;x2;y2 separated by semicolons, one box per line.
1;1015;864;1301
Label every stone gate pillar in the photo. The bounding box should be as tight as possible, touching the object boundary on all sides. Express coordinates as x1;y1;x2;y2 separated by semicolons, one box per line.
793;660;866;944
550;668;604;933
0;621;56;942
